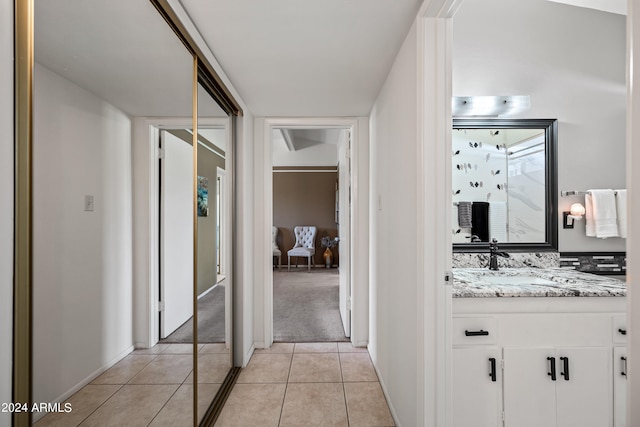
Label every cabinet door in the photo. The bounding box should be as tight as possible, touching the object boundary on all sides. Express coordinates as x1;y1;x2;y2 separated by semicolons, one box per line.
555;347;612;427
452;347;502;427
503;347;557;427
613;347;627;427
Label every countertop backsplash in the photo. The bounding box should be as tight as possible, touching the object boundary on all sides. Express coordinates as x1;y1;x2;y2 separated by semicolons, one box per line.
452;252;560;269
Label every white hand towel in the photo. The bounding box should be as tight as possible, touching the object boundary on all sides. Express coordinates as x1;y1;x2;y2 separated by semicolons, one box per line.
585;194;595;237
489;201;508;242
585;189;619;238
615;189;627;238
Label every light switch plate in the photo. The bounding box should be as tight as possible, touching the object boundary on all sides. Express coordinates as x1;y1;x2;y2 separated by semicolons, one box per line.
84;195;94;211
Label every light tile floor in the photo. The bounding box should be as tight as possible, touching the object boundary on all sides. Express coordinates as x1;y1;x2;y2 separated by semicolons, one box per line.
215;342;395;427
34;342;395;426
34;343;229;427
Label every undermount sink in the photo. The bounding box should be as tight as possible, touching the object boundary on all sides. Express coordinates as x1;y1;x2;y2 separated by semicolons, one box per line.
479;275;558;286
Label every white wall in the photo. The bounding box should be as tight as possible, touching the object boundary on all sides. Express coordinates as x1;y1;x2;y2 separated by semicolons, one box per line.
32;63;133;404
453;0;626;252
235;112;256;366
369;21;421;427
627;2;640;424
131;118;157;349
0;1;13;426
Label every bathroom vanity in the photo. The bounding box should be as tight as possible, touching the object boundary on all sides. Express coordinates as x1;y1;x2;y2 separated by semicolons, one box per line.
452;268;627;427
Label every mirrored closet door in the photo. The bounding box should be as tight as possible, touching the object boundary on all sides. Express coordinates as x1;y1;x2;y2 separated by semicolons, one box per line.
22;1;239;425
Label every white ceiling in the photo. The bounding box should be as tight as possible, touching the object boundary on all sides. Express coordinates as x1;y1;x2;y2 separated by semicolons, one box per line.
179;0;423;117
34;0;620;121
272;128;342;167
34;0;226;118
547;0;626;15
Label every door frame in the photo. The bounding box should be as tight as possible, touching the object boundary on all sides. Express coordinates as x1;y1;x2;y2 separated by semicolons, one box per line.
132;117;230;350
254;117;369;349
158;128;195;339
337;129;351;337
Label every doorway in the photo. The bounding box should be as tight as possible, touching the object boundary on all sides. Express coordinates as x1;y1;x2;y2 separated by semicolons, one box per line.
271;127;350;342
254;117;369;351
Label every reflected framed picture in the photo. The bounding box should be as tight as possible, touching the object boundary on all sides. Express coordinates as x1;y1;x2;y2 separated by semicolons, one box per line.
198;176;209;217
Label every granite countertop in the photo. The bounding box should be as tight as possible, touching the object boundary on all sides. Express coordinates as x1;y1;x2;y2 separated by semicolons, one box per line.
453;268;626;298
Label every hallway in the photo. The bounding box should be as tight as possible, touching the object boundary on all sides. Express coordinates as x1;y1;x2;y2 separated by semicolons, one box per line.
33;342;394;426
216;342;394;426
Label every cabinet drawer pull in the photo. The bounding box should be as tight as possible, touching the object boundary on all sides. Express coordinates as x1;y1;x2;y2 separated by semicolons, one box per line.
465;329;489;337
560;356;570;381
621;356;628;377
489;358;497;382
618;328;627;336
547;357;557;381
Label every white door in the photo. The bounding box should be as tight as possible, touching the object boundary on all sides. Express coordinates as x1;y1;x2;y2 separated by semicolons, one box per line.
555;347;612;427
160;130;194;338
337;130;351;337
613;347;627;427
503;347;557;427
452;347;502;427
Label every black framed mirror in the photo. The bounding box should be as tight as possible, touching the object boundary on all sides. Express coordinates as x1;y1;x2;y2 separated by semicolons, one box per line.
452;118;558;252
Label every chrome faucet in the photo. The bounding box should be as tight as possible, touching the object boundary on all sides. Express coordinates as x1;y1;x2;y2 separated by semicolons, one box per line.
488;238;510;270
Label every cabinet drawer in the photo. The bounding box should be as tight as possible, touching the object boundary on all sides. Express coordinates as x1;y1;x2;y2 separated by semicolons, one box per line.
499;314;612;346
613;315;627;345
453;317;497;346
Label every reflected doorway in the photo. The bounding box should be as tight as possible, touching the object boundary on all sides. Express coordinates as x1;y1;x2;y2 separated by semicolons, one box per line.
158;126;229;346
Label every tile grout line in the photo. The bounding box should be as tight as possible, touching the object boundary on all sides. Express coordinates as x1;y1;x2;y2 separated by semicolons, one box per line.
75;383;125;427
145;383;183;426
123;349;190;424
339;352;351;427
124;353;161;386
277;348;296;426
42;350;162;426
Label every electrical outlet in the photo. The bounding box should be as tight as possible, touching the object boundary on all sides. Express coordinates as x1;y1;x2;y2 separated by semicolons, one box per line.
84;195;94;211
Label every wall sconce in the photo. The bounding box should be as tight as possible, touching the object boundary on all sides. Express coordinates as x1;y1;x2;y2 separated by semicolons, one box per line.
563;203;586;229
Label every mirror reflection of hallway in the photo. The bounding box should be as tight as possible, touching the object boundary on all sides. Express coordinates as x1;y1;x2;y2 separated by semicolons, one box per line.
158;124;229;347
272;128;351;342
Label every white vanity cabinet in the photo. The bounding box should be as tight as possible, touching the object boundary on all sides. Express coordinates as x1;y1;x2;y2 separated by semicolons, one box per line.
452;347;502;427
612;315;628;427
613;346;627;427
452;317;502;427
453;297;626;427
503;347;611;427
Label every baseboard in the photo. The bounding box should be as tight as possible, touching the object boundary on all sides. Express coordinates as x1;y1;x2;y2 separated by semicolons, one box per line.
283;264;339;270
353;340;368;348
243;343;256;367
198;282;218;299
370;354;401;427
33;345;134;422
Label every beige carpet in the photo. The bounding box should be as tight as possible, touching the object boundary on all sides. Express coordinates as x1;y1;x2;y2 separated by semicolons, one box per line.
273;268;349;342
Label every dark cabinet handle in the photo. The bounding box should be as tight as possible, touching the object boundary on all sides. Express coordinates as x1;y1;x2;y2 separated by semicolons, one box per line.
618;328;627;336
465;329;489;336
560;356;570;381
489;358;497;382
621;356;628;377
547;357;556;381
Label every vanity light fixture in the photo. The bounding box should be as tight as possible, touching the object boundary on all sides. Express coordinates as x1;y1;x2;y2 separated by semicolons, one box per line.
452;95;531;117
563;203;586;229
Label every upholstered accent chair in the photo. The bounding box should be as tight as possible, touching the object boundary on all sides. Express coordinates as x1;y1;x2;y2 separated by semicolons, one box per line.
272;226;281;270
287;226;317;272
